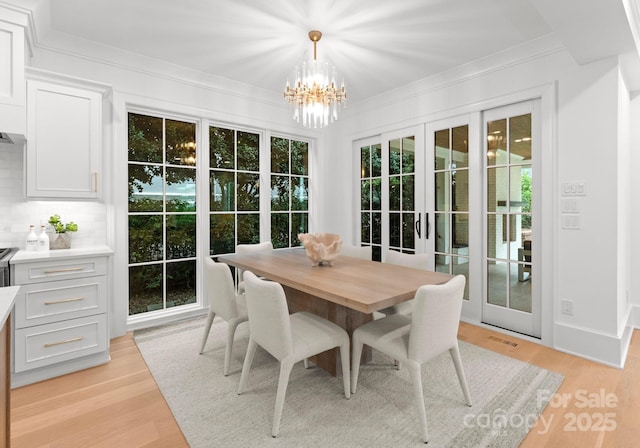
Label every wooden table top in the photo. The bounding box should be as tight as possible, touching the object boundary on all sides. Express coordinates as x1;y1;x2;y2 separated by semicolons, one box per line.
218;248;454;314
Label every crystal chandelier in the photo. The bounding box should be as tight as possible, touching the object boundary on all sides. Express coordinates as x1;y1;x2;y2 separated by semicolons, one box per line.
284;30;347;128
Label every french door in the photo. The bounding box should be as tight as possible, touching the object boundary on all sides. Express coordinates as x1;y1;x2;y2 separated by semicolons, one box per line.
482;100;540;337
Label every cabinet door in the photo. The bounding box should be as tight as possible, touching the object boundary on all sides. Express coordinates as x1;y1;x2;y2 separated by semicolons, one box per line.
26;80;102;198
0;19;26;137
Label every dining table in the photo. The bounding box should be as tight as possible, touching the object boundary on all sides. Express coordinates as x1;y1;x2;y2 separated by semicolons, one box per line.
218;247;454;376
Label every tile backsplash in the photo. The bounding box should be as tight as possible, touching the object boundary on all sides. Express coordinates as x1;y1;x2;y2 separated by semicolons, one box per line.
0;145;108;249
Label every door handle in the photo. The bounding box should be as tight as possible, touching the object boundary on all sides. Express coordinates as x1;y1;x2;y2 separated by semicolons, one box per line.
425;213;430;239
415;213;422;239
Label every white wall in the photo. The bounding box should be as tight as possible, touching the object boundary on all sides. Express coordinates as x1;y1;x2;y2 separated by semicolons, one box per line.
324;38;634;366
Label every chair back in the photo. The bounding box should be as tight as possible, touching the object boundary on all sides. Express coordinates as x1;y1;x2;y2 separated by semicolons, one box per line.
243;271;293;361
237;241;274;255
340;244;372;260
408;274;466;363
204;258;240;321
385;249;429;270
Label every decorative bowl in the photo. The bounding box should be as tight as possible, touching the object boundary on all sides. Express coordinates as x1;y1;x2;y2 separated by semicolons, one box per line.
298;233;342;266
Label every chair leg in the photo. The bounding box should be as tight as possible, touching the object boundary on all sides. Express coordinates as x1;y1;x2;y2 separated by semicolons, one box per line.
223;318;240;376
351;336;364;394
339;340;351;399
237;338;258;395
449;344;473;406
198;311;216;354
272;360;294;438
303;358;310;369
407;361;429;443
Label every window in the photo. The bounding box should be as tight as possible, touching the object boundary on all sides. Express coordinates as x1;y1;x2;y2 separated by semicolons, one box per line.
209;126;261;255
127;112;197;315
359;143;382;261
270;136;309;248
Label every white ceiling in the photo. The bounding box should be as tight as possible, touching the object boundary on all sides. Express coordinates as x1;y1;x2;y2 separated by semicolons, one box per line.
26;0;640;103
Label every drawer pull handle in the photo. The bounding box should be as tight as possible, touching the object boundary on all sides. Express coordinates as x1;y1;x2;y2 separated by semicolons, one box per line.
44;336;84;348
45;297;84;305
44;267;84;274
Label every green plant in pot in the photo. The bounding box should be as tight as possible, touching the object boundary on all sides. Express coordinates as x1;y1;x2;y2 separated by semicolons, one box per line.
48;214;79;250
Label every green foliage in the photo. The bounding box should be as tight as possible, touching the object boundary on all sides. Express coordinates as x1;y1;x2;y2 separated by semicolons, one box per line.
48;214;78;233
521;171;532;229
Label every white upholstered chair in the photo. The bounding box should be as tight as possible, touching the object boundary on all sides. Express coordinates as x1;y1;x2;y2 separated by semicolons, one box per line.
351;274;472;443
236;241;274;293
238;271;351;438
199;258;249;376
378;249;430;315
339;244;372;260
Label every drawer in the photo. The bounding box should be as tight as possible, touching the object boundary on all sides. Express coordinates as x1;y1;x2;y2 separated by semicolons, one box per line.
13;257;107;285
14;314;108;373
15;276;107;329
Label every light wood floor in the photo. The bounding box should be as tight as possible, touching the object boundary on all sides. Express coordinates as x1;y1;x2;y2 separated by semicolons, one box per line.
9;322;640;447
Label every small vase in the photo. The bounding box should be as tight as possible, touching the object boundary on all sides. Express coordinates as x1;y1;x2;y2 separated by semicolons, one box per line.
50;233;72;250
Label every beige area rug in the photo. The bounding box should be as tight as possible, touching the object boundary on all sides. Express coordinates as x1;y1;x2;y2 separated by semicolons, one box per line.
134;317;563;447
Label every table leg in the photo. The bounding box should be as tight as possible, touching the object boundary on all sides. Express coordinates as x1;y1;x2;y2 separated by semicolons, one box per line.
283;286;372;376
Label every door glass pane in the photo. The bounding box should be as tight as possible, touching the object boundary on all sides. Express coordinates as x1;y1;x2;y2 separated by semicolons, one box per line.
372;144;382;177
487;167;507;211
402;137;415;174
510;263;531;312
487;260;508;307
372;212;382;244
372;179;382;210
452;125;469;168
435;172;450;211
436;255;450;273
510;114;532;163
453;214;468;249
435;129;450;170
361;180;370;209
389;138;401;175
453;257;470;300
389;176;401;211
452;169;468;212
361;146;370;178
361;213;371;243
402;212;415;249
487;119;506;166
435;213;449;253
389;212;400;247
401;175;414;211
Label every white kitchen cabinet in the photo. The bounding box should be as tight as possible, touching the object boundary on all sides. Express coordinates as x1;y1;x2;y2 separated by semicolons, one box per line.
26;70;110;199
10;248;112;387
0;8;27;142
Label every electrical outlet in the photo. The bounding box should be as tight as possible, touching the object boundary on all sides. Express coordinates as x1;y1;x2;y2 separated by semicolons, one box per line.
561;300;574;316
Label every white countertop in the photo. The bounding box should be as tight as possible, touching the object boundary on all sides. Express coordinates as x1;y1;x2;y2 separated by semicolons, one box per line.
0;286;19;326
11;245;114;264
